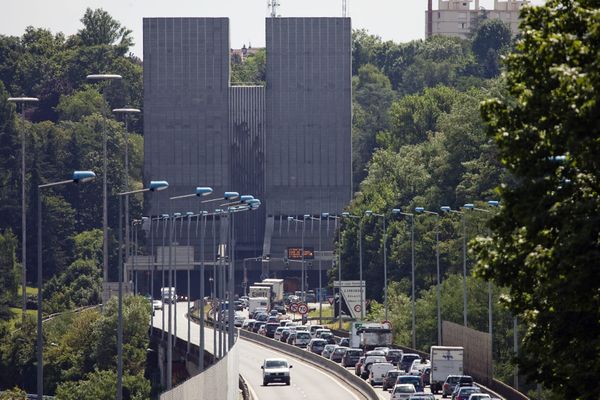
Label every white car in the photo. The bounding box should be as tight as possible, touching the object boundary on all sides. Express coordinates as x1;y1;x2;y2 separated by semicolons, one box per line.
408;359;431;376
152;300;163;310
234;312;246;327
292;331;311;348
368;362;395;386
390;383;417;400
467;394;491;400
261;358;292;386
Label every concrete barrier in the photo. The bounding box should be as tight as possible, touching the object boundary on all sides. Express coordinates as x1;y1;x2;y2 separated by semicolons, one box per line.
238;329;379;400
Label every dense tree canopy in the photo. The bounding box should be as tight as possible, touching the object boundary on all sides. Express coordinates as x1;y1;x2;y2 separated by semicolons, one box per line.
474;1;600;398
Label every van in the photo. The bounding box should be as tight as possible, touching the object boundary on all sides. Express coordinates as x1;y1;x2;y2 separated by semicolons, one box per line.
293;331;311;348
369;362;395;386
361;355;387;379
309;324;324;337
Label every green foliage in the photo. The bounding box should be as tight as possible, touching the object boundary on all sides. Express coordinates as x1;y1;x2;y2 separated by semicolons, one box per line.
474;1;600;397
0;386;27;400
230;49;266;85
77;8;133;54
0;316;37;392
56;86;109;121
55;369;150;400
471;19;512;78
0;229;20;320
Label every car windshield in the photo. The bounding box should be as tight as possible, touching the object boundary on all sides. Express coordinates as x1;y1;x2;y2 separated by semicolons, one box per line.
394;386;415;393
296;332;310;338
265;360;288;368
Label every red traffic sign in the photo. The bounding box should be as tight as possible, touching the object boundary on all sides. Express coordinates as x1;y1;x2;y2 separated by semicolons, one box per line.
382;320;392;329
354;304;362;312
297;303;309;315
289;303;299;313
327;296;335;305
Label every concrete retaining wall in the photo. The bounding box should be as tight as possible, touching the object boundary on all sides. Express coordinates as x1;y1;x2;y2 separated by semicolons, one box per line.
160;338;239;400
239;328;378;400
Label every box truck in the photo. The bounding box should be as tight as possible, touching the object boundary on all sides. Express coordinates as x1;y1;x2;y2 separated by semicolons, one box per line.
430;346;464;394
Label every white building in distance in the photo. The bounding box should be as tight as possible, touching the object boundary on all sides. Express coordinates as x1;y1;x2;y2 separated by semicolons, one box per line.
425;0;529;39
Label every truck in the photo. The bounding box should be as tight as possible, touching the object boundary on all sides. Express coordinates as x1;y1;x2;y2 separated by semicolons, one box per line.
429;346;464;394
350;322;393;351
249;285;271;300
160;287;176;304
261;279;284;302
248;296;269;315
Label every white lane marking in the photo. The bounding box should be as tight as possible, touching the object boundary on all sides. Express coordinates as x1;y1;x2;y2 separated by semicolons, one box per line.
243;338;362;400
244;374;260;400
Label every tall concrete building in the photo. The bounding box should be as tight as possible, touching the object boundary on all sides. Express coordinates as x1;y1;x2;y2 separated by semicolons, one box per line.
426;0;528;39
142;17;351;296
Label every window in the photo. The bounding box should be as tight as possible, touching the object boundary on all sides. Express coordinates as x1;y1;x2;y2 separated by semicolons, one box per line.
461;22;466;29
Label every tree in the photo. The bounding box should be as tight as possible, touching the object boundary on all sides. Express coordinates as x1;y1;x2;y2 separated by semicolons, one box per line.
0;229;19;320
77;8;133;52
54;369;150;400
475;1;600;397
471;19;512;78
56;86;109;121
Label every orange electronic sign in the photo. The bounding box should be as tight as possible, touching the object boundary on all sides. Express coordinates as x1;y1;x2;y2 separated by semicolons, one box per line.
287;247;314;260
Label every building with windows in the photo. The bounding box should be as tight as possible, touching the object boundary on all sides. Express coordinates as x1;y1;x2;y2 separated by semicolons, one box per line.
425;0;529;39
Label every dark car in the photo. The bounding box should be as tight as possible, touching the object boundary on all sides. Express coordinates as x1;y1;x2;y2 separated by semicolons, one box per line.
343;349;364;368
320;332;336;344
286;332;296;345
308;339;327;355
330;346;347;363
253;322;266;333
382;369;403;391
386;349;403;364
420;367;431;386
443;375;473;398
265;323;280;338
452;385;481;400
273;304;286;314
395;375;424;392
281;329;292;342
399;353;421;372
338;338;350;347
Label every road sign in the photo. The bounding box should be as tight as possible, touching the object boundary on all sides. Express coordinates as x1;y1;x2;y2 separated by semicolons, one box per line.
327;296;335;305
297;303;309;315
382;320;392;330
354;304;362;313
289;303;299;313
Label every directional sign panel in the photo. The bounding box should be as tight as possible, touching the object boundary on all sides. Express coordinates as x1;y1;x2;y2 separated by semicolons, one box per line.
289;303;299;313
333;280;366;319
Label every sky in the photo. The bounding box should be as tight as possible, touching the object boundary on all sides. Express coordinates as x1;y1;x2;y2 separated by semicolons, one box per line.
2;0;544;59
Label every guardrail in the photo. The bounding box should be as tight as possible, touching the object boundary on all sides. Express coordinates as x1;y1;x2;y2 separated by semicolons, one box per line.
238;328;379;400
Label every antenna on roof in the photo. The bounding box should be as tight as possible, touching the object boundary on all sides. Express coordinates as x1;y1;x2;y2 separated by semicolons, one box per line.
342;0;348;17
268;0;280;18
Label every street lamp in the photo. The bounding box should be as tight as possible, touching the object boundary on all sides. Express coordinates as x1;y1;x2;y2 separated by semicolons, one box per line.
440;205;468;327
392;208;416;349
117;180;168;400
168;186;213;375
113;107;140;287
342;212;365;320
415;206;441;345
8;96;39;319
37;170;96;399
365;210;388;322
86;73;123;302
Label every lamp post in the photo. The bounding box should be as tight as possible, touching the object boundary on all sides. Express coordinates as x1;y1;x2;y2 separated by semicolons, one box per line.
37;170;96;399
117;180;168;399
441;206;468;327
113;107;140;287
167;186;213;389
287;215;309;302
392;208;416;349
8;96;39;319
342;212;364;320
197;210;208;371
86;74;122;301
160;213;169;339
365;210;388;322
415;207;441;345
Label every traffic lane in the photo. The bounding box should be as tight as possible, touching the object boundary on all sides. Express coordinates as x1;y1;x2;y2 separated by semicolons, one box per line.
237;339;365;400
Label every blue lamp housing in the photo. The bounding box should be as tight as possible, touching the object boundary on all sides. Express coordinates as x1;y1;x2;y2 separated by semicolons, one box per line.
463;203;475;210
240;195;255;203
365;210;373;216
72;170;96;183
149;180;169;191
195;187;213;196
303;214;310;219
321;212;329;218
287;216;294;221
161;214;169;219
173;212;182;218
415;207;425;213
440;206;451;212
223;191;239;200
392;208;401;214
186;212;194;217
488;200;500;207
342;212;350;217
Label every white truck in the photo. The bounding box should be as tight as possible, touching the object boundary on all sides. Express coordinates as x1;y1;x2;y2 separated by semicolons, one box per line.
430;346;464;394
261;279;284;302
350;322;393;350
249;285;271;300
248;296;269;314
160;287;176;304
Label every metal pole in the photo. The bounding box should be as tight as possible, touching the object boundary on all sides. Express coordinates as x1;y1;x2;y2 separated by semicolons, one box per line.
436;223;441;345
338;219;342;330
301;218;305;302
411;215;416;349
359;220;364;320
212;214;217;362
383;215;388;322
174;216;178;345
514;317;519;390
167;209;173;389
228;212;235;349
36;187;43;400
186;215;191;354
161;216;166;339
318;216;322;324
20;105;27;319
199;213;206;371
117;196;124;400
150;216;155;327
124;117;130;293
463;213;467;327
102;113;108;289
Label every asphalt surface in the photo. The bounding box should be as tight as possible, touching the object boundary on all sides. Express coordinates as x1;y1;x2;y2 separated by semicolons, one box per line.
153;303;366;400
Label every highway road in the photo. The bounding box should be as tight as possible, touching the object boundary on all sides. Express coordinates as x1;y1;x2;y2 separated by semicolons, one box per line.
153;303;367;400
